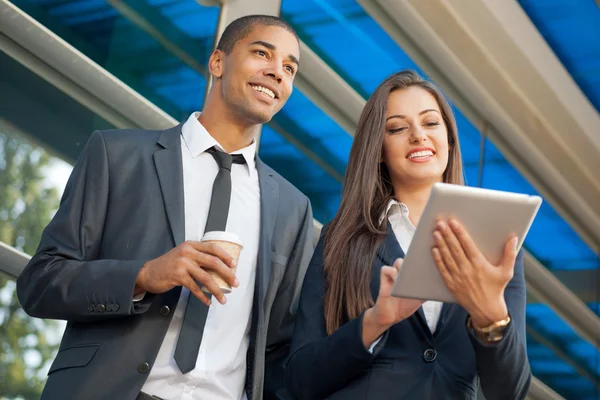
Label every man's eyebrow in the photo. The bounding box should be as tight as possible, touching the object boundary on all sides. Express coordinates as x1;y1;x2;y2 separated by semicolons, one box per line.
250;40;275;50
250;40;299;66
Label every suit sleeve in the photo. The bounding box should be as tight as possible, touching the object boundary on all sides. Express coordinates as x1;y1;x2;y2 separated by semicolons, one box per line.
263;197;314;400
284;230;389;400
470;250;532;400
16;131;154;322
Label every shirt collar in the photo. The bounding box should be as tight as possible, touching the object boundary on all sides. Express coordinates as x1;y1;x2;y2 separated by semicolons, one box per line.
380;198;410;224
181;112;257;176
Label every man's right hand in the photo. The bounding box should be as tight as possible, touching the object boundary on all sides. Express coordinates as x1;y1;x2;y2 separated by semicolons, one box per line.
134;241;238;306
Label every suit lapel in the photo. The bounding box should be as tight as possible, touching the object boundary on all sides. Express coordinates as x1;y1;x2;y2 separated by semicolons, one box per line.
256;156;279;310
376;222;429;331
153;124;185;246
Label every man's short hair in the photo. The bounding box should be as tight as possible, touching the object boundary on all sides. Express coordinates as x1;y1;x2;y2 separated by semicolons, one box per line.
216;15;298;54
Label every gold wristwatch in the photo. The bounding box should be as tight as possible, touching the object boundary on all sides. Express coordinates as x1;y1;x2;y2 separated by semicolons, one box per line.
467;315;511;342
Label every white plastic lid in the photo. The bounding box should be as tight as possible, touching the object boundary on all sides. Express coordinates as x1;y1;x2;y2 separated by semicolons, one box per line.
201;231;243;247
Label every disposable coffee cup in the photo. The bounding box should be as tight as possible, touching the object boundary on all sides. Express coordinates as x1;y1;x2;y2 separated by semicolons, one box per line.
200;231;243;294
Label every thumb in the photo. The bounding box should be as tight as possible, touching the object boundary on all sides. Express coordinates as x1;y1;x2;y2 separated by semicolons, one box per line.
393;258;404;271
500;236;519;269
380;265;398;284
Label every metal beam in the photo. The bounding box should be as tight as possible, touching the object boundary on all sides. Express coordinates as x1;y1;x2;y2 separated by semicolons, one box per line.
0;0;176;131
524;253;600;348
527;325;600;389
0;242;30;280
526;378;565;400
358;0;600;255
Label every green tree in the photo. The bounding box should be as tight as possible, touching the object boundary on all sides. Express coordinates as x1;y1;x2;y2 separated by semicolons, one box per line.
0;129;63;399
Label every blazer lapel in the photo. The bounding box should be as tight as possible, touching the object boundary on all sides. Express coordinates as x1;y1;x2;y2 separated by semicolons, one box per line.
153;124;185;246
376;222;429;331
255;156;279;310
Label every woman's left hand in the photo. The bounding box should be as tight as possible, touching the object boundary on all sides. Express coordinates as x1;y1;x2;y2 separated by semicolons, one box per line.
432;218;519;328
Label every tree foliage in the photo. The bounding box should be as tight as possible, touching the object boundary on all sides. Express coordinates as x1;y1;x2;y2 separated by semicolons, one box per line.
0;130;64;399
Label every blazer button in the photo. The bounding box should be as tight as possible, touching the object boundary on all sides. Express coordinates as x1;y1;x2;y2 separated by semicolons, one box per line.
106;304;113;312
113;303;120;312
137;362;151;374
423;348;437;363
159;305;170;316
87;304;95;312
95;304;106;313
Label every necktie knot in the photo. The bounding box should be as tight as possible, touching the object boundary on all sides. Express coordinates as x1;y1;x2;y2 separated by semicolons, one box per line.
207;147;246;171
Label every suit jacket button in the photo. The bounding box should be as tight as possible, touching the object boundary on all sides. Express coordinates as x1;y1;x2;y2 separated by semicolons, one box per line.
87;304;95;312
423;348;437;362
106;304;113;312
159;305;170;316
138;362;150;374
113;303;120;312
95;304;106;313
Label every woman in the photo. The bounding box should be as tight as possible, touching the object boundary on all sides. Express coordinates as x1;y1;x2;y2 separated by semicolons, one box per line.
285;70;530;400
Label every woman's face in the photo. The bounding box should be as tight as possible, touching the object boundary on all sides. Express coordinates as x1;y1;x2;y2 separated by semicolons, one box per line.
382;86;450;188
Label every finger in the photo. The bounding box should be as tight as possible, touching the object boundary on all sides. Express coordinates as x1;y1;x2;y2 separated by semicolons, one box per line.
436;220;469;268
433;227;460;274
189;241;237;268
381;266;398;283
392;258;404;271
188;267;227;305
195;252;238;288
181;275;212;306
448;219;481;262
500;236;519;269
432;247;452;286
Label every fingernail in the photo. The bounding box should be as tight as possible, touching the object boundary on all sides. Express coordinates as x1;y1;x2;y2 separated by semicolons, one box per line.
231;260;237;268
449;219;458;229
221;296;227;304
513;237;519;249
234;278;240;287
437;220;445;230
433;231;441;242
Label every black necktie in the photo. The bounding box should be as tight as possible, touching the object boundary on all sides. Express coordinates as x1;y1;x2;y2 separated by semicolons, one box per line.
174;146;246;374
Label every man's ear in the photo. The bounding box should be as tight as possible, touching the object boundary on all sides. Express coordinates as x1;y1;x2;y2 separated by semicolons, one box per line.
208;49;224;79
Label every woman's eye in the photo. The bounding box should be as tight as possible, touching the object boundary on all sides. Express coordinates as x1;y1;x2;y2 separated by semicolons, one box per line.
425;122;441;127
389;127;407;134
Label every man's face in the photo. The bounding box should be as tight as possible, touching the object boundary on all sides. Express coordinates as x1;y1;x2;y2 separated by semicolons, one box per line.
211;24;300;125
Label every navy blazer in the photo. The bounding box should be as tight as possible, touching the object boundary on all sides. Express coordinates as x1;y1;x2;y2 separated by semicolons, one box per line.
285;224;531;400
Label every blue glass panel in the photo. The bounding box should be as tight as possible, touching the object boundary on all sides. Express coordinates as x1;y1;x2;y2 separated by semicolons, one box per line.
527;303;600;397
481;138;600;272
518;0;600;112
276;89;351;178
258;125;342;223
13;0;219;119
282;0;425;99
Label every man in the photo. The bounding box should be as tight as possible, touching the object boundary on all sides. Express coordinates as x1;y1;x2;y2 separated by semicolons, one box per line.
16;15;314;400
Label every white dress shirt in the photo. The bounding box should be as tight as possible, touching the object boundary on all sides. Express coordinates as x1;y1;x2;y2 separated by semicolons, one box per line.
141;112;261;400
386;200;443;333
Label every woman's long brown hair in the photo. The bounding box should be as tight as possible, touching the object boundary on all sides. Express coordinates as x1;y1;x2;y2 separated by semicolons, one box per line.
323;70;465;335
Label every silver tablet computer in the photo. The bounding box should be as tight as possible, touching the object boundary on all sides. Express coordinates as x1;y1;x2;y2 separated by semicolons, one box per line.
391;182;542;303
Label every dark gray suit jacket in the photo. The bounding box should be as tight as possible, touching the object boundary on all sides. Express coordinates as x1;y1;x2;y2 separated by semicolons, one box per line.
16;124;314;400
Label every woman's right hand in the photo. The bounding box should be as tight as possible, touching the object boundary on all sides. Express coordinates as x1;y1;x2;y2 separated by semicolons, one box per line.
362;259;424;348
